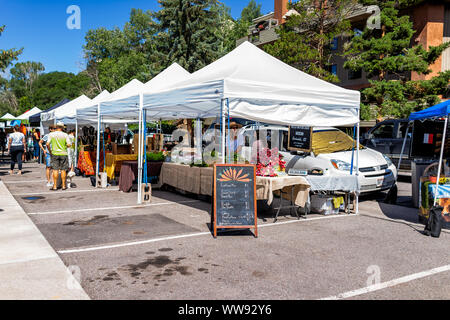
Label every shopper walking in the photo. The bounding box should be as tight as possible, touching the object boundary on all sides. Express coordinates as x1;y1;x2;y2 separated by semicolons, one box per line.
7;125;26;175
39;125;55;187
32;128;40;161
47;122;71;190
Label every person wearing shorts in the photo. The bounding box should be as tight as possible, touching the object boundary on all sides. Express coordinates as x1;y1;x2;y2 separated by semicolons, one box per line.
39;125;55;187
47;122;71;190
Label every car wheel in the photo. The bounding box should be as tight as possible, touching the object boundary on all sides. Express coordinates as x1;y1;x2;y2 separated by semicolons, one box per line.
384;184;397;204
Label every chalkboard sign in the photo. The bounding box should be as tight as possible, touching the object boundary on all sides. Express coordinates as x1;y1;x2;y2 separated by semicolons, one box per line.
213;164;257;238
288;126;312;152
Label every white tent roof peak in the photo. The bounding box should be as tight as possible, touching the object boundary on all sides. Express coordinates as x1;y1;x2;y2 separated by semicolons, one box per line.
1;113;15;119
17;107;42;120
184;41;355;95
143;63;191;92
105;79;145;102
52;94;92;120
91;90;110;103
143;41;360;126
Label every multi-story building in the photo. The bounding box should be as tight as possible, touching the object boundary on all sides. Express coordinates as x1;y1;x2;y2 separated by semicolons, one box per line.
238;0;450;92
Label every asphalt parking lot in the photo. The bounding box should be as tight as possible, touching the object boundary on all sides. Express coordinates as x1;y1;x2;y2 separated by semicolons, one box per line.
2;160;450;300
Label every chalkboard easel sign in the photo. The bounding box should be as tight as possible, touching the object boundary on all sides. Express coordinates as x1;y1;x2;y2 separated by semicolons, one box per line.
288;126;312;152
213;164;258;238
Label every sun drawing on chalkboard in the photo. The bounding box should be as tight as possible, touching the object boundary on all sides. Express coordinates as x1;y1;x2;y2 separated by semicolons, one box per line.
219;168;250;182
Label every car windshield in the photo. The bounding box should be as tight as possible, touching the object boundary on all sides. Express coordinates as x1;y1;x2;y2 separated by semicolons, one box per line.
312;129;362;155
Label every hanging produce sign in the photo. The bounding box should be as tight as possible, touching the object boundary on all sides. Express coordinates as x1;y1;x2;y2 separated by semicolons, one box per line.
288;126;312;152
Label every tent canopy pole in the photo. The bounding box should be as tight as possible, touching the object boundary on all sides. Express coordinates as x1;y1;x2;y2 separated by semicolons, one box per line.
75;118;78;168
95;103;101;188
433;115;448;206
397;122;411;171
356;122;360;214
137;94;144;204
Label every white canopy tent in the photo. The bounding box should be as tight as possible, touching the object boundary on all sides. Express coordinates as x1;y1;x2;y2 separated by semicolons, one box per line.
141;41;360;125
74;43;361;209
1;113;15;120
76;65;192;189
78;63;191;121
60;90;111;125
17;107;42;121
77;79;145;122
41;95;91;127
137;42;361;208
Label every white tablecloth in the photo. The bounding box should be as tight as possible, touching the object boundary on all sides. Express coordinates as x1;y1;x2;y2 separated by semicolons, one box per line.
304;175;359;192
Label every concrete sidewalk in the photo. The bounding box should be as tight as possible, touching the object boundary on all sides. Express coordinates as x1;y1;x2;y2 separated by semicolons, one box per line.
0;181;89;300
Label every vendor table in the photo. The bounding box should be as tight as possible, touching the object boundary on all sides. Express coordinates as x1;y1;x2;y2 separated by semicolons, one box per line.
119;160;138;192
304;175;359;192
105;153;138;180
305;175;359;214
159;163;311;221
77;148;105;176
256;175;310;222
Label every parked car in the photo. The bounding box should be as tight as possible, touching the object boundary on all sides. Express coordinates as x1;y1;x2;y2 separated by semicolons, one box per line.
238;124;397;194
361;119;411;170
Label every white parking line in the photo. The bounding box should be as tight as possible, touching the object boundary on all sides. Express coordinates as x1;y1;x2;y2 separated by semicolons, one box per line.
57;214;357;254
14;188;119;196
3;179;47;184
320;264;450;300
27;199;202;215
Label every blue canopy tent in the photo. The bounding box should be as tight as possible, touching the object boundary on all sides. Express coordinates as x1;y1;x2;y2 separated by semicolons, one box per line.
398;99;450;206
409;100;450;121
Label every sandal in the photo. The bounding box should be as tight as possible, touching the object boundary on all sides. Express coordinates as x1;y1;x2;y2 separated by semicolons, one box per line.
50;188;57;191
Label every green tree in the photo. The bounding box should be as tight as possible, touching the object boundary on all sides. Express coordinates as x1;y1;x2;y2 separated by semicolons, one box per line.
240;0;262;23
31;72;90;110
265;0;357;83
83;9;155;92
151;0;223;73
344;0;450;119
221;0;262;53
10;61;45;97
0;25;23;72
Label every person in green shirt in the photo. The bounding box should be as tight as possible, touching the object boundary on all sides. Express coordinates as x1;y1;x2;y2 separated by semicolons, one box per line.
46;122;71;190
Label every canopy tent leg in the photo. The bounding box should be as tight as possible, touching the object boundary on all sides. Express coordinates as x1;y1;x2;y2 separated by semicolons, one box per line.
221;99;226;164
433;115;448;206
195;117;202;164
356;122;360;214
95;103;101;188
75;118;78;168
227;98;231;163
137;94;143;205
397;123;410;171
143;109;148;185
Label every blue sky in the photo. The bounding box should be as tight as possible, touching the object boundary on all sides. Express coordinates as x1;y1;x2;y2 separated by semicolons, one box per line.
0;0;274;76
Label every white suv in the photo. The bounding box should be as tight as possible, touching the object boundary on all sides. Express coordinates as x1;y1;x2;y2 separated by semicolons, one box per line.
238;124;397;193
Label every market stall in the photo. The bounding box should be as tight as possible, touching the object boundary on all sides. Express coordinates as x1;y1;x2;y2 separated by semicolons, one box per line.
135;41;361;211
73;43;361;215
77;63;192;194
403;100;450;222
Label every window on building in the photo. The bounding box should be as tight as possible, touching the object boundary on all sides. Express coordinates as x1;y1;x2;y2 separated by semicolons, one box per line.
331;64;337;76
331;37;338;50
348;69;362;80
